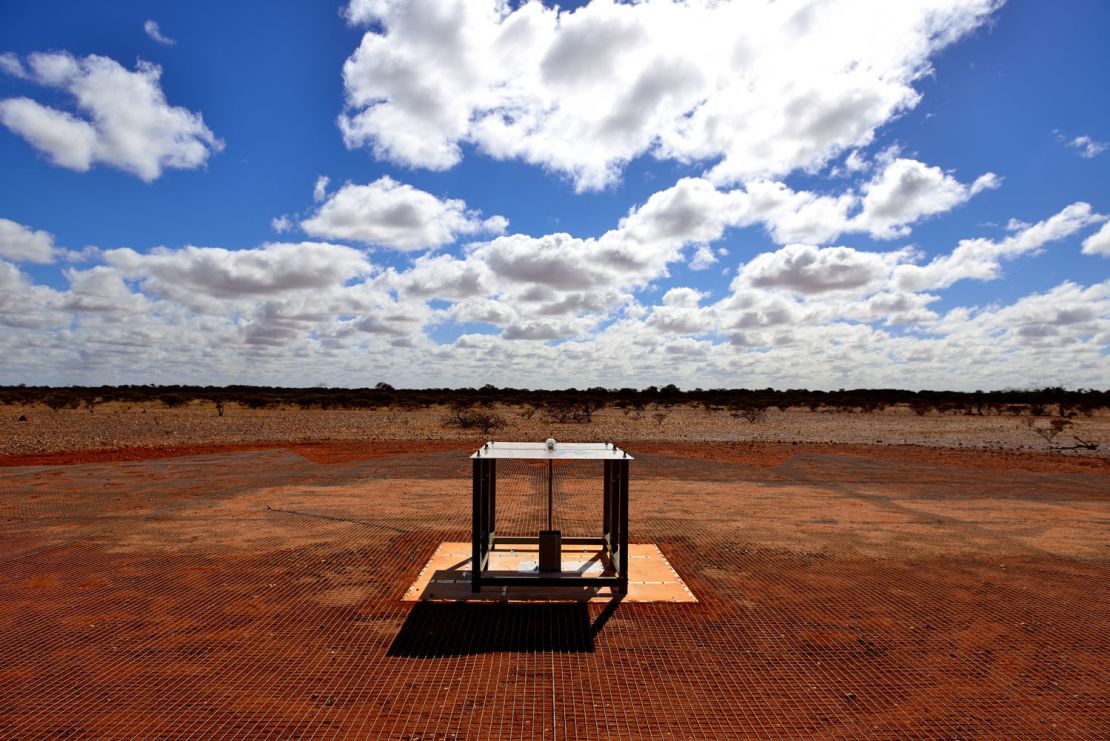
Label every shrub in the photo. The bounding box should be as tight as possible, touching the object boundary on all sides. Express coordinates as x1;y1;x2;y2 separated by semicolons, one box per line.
1024;417;1071;443
538;398;602;424
444;404;504;435
730;403;768;424
911;401;933;416
160;393;190;408
43;392;79;412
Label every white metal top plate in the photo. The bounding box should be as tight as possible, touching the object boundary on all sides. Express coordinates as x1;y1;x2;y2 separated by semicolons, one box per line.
470;441;632;460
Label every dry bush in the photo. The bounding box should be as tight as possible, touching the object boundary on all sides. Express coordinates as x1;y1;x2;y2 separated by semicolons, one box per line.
730;403;768;424
538;398;603;424
1024;417;1072;443
42;393;80;412
443;404;505;435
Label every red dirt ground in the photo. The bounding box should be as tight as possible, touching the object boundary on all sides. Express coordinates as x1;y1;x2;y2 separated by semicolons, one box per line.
0;442;1107;739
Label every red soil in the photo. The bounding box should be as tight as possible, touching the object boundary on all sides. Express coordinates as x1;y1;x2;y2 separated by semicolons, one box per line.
0;442;1106;738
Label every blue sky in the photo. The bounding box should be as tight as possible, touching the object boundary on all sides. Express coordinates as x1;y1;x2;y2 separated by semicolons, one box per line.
0;0;1107;389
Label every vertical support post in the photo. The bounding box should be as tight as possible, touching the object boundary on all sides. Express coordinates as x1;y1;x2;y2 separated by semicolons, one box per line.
471;457;482;593
602;459;612;553
471;456;495;593
547;459;553;531
487;459;496;549
617;458;629;592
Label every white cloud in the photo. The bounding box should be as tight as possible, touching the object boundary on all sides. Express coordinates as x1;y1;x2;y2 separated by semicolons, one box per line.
608;157;996;249
61;266;150;315
647;288;713;334
447;297;516;326
143;20;176;46
0;259;67;329
836;149;870;176
503;319;583;341
339;0;1000;191
662;287;706;308
313;175;330;202
0;218;59;264
0;98;99;171
932;281;1107;350
301;176;507;251
1081;221;1110;256
1067;135;1107;159
271;215;293;233
388;253;491;299
0;52;221;180
894;202;1105;291
103;242;373;310
0;53;26;78
689;244;717;270
2;234;1108;389
736;243;913;296
851;158;1000;238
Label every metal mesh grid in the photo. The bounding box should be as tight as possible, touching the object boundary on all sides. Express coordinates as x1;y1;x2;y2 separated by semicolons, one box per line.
0;446;1107;739
487;459;604;538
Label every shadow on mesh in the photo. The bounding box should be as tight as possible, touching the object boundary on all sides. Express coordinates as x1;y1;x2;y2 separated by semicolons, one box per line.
388;602;594;657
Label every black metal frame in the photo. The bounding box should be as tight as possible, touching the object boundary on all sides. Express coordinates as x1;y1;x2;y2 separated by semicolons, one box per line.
471;456;629;593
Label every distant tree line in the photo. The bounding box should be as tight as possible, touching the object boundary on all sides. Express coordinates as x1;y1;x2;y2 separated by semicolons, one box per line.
2;383;1106;418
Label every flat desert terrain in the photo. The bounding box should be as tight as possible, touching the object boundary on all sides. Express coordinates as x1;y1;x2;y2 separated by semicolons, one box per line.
0;405;1107;738
3;401;1109;461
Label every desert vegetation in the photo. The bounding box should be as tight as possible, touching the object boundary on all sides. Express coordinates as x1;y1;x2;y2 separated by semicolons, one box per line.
4;384;1106;457
3;383;1107;419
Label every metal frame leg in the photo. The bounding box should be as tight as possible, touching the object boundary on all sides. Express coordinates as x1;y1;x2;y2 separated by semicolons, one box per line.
617;458;629;592
472;458;482;593
487;459;496;549
471;458;496;593
603;460;612;554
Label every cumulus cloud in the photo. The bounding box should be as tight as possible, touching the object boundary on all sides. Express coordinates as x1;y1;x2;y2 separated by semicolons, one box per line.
2;235;1108;388
1066;135;1107;159
270;215;293;233
1081;221;1110;256
338;0;999;190
0;52;221;180
103;242;372;310
607;156;996;250
647;287;714;334
61;266;150;315
503;319;583;341
736;243;913;296
143;20;176;46
301;176;507;250
850;159;1000;238
0;218;59;263
0;260;67;330
932;281;1107;351
388;253;491;299
343;158;1001;345
894;202;1105;291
